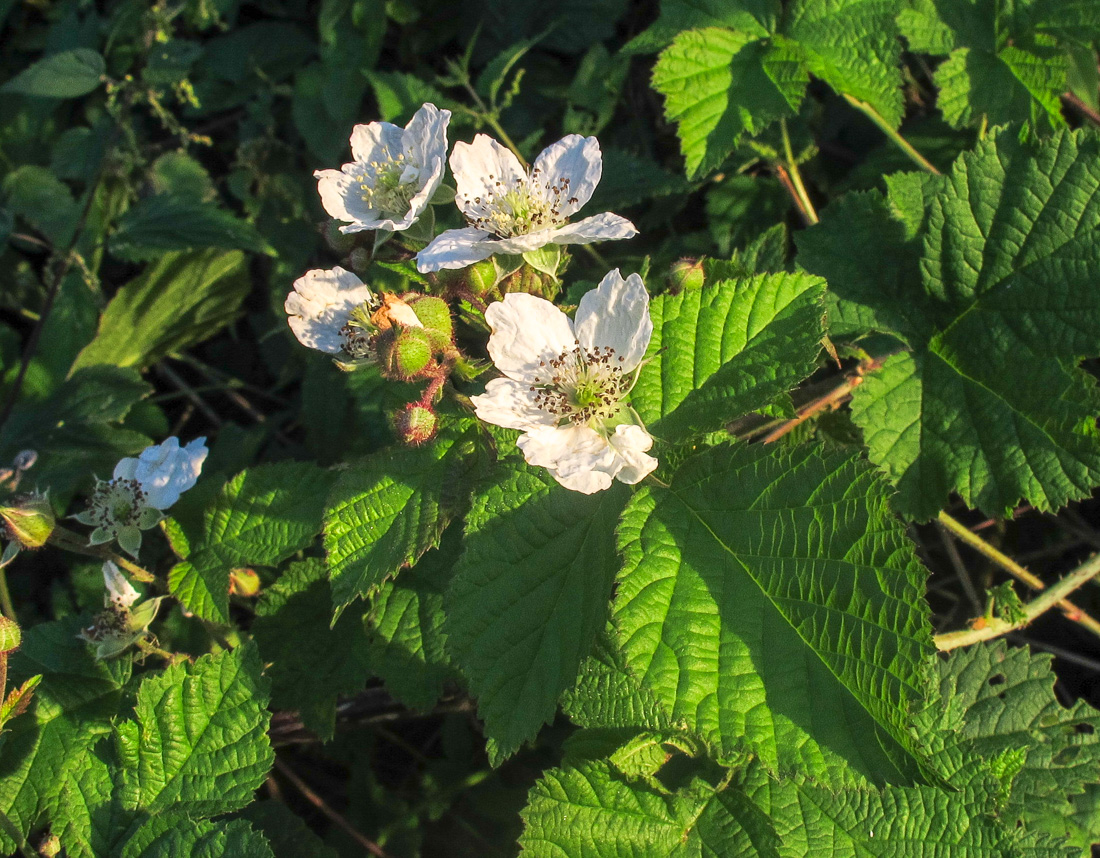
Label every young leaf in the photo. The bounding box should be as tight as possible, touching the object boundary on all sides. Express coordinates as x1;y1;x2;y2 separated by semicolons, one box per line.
652;28;806;179
324;420;481;612
799;128;1100;519
613;442;933;784
0;49;105;98
72;250;251;371
445;456;628;762
169;462;335;623
116;645;273;817
252;559;373;740
108;196;274;262
631;272;825;439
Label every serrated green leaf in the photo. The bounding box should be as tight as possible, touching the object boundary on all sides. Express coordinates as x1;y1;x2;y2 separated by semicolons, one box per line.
0;48;105;98
631;272;824;439
788;0;905;128
118;817;274;858
169;462;335;623
915;641;1100;842
367;537;456;711
73;250;251;371
521;759;1069;857
625;0;779;54
118;645;273;817
0;366;151;501
652;28;806;178
252;559;372;740
324;421;481;612
0;619;129;854
562;628;675;732
109;196;274;262
799;129;1100;518
614;442;933;784
445;456;627;761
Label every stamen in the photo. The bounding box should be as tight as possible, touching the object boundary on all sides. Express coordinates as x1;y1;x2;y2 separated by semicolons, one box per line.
529;345;629;426
459;169;572;238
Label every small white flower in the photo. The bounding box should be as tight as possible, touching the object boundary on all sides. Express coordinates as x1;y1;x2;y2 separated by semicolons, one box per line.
80;561;164;659
416;134;638;272
471;269;657;493
75;437;208;557
315;103;451;234
285;267;377;356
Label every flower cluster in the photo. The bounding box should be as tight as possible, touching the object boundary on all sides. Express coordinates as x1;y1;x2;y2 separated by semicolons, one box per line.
289;103;656;492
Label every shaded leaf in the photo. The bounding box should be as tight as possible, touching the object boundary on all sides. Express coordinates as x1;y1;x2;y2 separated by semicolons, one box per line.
0;49;105;98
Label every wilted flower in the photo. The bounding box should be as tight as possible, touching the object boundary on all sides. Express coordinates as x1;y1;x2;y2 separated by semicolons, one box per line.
315;103;451;233
75;437;208;557
471;269;657;493
79;561;164;659
416;134;637;272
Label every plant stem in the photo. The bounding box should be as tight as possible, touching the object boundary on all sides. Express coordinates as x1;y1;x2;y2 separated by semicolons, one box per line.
0;570;15;621
779;119;818;225
935;550;1100;651
841;93;942;176
274;757;394;858
937;511;1100;642
47;526;155;583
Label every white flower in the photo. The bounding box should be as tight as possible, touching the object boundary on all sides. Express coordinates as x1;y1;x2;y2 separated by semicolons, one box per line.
76;437;208;557
471;269;657;493
315;103;451;234
80;561;164;660
285;267;376;356
416;134;637;272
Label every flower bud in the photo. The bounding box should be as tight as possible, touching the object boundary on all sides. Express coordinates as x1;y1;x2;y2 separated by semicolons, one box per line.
499;263;559;301
229;567;262;597
394;403;438;445
465;258;503;301
668;258;704;294
347;247;373;275
379;326;434;381
0;616;21;655
323;220;358;254
0;493;55;549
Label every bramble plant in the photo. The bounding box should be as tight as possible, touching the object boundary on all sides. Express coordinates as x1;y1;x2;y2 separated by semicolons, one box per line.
3;1;1100;856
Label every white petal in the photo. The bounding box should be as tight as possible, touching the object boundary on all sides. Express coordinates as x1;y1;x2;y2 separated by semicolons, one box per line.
102;561;140;609
471;378;556;431
349;120;406;164
485;293;576;384
416;227;496;272
517;425;618;494
608;424;658;485
492;228;557;255
451;135;526;220
574;270;653;372
314;169;365;224
531;135;601;219
112;456;139;481
285;267;373;354
403;104;451;177
135;436;208;509
549;212;638;246
398;154;445;230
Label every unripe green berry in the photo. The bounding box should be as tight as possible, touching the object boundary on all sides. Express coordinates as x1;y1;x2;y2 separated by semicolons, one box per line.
0;493;55;549
380;326;434;381
668;258;704;294
407;295;453;339
394;403;438;446
466;258;502;300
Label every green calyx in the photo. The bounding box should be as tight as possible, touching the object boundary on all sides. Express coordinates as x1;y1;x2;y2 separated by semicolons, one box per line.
381;326;435;381
394;402;438;445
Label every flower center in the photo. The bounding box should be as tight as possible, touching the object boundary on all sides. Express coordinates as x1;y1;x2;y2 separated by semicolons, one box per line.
89;479;146;529
530;344;628;426
460;168;573;238
356;149;419;216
